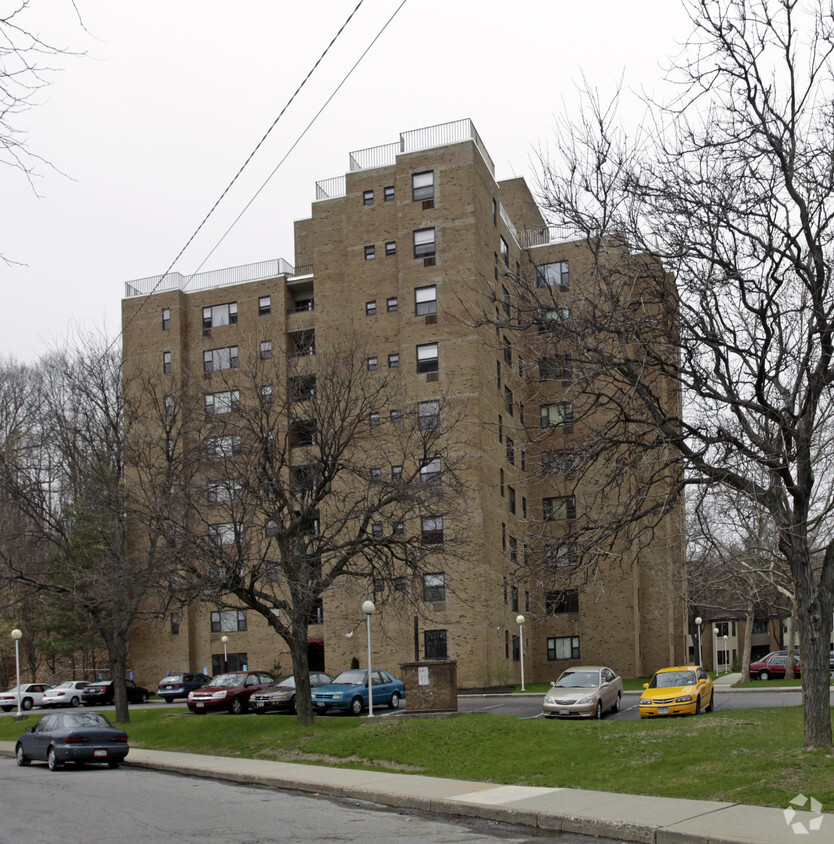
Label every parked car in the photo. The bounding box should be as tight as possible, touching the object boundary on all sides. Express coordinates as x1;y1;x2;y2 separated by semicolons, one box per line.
186;671;275;714
310;669;404;715
40;681;90;708
750;650;801;680
157;672;212;703
81;679;150;706
15;710;129;770
542;665;623;719
639;665;714;718
0;683;52;712
251;673;333;714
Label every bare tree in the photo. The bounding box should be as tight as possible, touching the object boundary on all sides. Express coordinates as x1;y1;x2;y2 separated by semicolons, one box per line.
0;340;178;722
519;0;834;747
150;336;468;726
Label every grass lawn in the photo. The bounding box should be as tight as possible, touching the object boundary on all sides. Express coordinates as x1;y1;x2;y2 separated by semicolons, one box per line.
3;706;833;809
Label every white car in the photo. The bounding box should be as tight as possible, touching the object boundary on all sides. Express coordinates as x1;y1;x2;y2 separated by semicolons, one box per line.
40;680;90;708
0;683;52;712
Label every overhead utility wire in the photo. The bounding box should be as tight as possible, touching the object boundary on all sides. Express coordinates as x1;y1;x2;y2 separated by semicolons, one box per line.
116;0;367;351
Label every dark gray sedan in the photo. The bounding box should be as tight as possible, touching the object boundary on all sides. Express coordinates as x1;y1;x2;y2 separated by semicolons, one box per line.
16;711;129;770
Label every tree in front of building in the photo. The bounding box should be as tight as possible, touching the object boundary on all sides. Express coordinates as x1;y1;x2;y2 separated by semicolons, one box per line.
157;337;467;726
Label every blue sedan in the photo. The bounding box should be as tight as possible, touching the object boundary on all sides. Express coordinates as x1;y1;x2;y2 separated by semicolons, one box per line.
311;669;404;715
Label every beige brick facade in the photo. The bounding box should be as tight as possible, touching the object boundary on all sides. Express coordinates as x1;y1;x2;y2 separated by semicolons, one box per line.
123;120;686;692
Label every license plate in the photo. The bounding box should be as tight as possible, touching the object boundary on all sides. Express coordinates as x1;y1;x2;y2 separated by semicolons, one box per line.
196;702;204;708
94;749;107;758
559;709;571;716
256;701;264;707
658;707;669;714
315;702;325;709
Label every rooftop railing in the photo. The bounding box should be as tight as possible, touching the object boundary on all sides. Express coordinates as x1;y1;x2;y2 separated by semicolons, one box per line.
520;225;585;248
124;258;297;298
315;118;495;201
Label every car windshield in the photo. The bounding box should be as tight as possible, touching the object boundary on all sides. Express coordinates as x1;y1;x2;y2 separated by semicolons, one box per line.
275;676;296;688
650;670;696;688
60;712;112;729
162;675;183;683
209;673;245;687
555;671;600;688
51;682;74;690
331;670;366;685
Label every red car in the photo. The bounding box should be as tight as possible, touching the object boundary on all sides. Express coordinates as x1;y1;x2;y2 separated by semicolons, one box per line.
186;671;274;714
750;651;800;680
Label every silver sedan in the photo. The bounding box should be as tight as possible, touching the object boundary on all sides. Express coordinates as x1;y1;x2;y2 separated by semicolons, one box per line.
542;665;623;719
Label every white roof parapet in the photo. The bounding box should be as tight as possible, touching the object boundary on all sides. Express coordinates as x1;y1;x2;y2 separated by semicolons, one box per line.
124;258;296;298
520;225;586;248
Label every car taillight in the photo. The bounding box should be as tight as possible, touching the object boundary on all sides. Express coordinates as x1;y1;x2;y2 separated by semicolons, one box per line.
110;736;128;743
65;736;90;743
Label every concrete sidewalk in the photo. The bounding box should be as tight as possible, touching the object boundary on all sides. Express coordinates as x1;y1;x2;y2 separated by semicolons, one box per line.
1;740;829;843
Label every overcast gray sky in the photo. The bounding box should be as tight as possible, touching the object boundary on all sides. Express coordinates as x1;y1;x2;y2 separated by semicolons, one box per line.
1;0;691;360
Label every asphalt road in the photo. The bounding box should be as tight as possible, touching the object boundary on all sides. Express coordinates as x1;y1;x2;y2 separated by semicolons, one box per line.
2;759;620;843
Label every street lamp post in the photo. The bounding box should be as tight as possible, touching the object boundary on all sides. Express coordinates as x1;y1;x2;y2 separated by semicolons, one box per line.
713;627;720;674
722;634;729;674
11;629;22;718
221;635;229;673
516;615;526;692
694;617;703;667
362;601;375;717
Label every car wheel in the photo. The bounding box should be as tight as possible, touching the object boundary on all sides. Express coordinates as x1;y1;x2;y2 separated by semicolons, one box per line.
15;744;30;767
705;691;714;712
70;696;80;707
594;701;603;719
759;670;771;681
1;706;12;712
388;692;401;710
162;697;174;704
47;747;63;771
350;697;363;716
21;698;33;711
611;692;621;714
290;695;297;714
138;693;148;704
108;761;120;769
230;697;245;715
694;696;701;715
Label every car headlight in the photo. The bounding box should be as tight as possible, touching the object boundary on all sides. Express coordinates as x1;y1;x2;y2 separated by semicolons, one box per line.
639;698;651;706
187;691;195;699
676;695;693;702
576;695;593;704
211;690;227;699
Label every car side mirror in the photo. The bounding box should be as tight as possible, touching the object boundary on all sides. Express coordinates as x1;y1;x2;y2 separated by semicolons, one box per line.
697;678;706;685
550;681;556;687
25;726;34;733
643;683;649;689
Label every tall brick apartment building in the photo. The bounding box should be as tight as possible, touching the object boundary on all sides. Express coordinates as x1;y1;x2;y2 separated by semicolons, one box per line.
122;120;686;690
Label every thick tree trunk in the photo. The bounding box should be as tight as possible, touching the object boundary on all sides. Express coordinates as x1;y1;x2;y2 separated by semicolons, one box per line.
740;599;754;682
784;609;796;680
795;593;833;748
288;618;314;727
106;627;131;724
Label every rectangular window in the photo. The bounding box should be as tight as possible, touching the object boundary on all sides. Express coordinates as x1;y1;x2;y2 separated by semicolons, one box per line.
369;411;380;428
309;598;324;625
506;437;515;465
418;400;440;430
412;171;434;202
289;329;315;357
363;189;374;206
164;395;173;416
170;613;180;635
500;236;509;267
545;543;578;569
423;572;446;602
259;340;273;360
540;402;574;428
421;515;444;544
508;486;516;514
539;356;572;381
370;467;382;481
393;521;404;535
162;308;170;331
364;245;376;260
390;409;402;425
424;629;448;660
203;346;239;373
504;386;513;416
503;337;512;366
207;480;240;503
163;351;172;374
385;241;396;256
205;435;242;458
372;522;383;538
209;523;239;546
387;297;398;312
289;375;316;401
543;496;576;521
416;342;439;373
415;285;437;315
392;465;403;480
512;635;520;662
367;356;378;371
205;390;240;415
202;302;238;329
502;287;511;319
210;610;247;633
384;185;395;201
388;353;399;369
538;306;570;332
546;590;579;614
537;260;570;289
511;585;519;612
542;450;576;474
413;228;436;259
509;536;518;564
289;419;317;447
258;295;271;315
420;456;442;486
366;300;377;316
547;636;581;661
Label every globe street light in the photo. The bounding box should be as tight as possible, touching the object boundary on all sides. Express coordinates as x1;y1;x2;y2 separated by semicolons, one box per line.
10;629;22;717
713;627;720;674
362;601;376;717
722;634;729;674
694;617;703;667
221;635;229;673
516;615;526;692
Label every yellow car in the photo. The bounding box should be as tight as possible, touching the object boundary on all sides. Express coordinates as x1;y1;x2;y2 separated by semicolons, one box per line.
639;665;714;718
